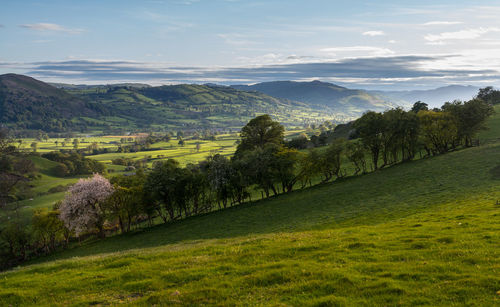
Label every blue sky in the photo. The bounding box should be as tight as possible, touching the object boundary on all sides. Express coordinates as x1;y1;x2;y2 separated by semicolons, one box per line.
1;0;500;89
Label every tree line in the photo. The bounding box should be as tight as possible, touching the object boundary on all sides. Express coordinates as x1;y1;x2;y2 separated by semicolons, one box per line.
0;89;496;269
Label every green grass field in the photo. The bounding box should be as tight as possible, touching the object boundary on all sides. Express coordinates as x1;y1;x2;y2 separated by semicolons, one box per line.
1;114;499;306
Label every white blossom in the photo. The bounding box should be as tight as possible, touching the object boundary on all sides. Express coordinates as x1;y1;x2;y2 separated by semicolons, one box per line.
59;174;114;235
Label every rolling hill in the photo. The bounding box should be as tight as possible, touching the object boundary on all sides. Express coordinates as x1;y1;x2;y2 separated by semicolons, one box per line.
1;109;498;305
65;83;335;131
0;74;99;132
0;74;336;134
232;80;403;115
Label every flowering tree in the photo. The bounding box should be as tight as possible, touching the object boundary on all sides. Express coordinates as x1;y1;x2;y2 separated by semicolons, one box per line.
59;174;114;237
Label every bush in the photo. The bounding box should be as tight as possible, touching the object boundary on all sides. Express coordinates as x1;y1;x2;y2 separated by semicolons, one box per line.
43;152;106;176
48;185;68;194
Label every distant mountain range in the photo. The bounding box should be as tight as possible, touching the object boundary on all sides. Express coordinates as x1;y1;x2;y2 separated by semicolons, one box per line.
0;74;484;134
232;81;481;110
371;85;480;108
49;82;152;90
232;80;402;114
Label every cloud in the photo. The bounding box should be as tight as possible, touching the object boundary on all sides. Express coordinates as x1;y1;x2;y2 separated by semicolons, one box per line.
424;27;500;42
320;46;394;57
1;54;493;90
422;21;463;26
362;30;386;36
217;33;257;46
19;23;83;34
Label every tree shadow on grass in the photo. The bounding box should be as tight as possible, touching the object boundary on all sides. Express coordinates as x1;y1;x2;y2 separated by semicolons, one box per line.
489;165;500;179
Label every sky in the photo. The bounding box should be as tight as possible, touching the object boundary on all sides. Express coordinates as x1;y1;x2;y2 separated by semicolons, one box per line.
1;0;500;90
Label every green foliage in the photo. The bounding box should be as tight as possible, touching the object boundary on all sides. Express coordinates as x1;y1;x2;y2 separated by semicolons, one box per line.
0;74;98;132
411;101;429;113
235;114;284;155
107;173;147;233
476;86;500;105
0;222;30;264
354;111;385;169
345;140;367;175
442;99;494;147
418;110;458;154
0;129;37;206
285;133;309;149
41;152;106;176
32;209;69;253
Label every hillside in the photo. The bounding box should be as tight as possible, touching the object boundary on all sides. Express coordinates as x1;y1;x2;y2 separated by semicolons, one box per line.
66;83;335;131
1;110;499;305
0;74;99;132
0;74;335;134
232;80;402;116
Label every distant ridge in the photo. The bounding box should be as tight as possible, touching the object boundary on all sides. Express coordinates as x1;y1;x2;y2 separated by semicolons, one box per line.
231;80;403;114
0;74;98;131
49;82;152;90
372;85;480;108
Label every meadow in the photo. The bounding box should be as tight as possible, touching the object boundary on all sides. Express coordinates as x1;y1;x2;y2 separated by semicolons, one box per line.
0;111;499;305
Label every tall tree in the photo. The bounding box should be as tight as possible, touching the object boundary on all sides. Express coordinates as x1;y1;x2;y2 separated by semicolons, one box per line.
346;140;367;175
411;101;428;113
205;154;234;209
273;147;306;193
417;110;457;154
108;173;146;232
477;86;500;105
442;99;494;147
353;111;385;170
235;115;284;156
0;129;36;207
144;159;182;221
32;209;69;253
318;138;345;182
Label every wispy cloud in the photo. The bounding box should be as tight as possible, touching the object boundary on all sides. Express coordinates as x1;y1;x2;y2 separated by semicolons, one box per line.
422;21;463;26
424;27;500;42
1;54;493;90
19;23;84;34
33;39;54;44
320;46;394;57
218;33;257;46
362;30;386;36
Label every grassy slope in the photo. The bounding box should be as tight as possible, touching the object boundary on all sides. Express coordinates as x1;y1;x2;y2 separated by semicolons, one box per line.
1;113;500;305
0;156;82;225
